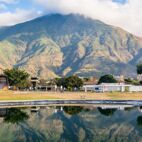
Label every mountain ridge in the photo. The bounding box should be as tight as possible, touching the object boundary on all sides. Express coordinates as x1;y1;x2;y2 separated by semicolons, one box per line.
0;14;142;78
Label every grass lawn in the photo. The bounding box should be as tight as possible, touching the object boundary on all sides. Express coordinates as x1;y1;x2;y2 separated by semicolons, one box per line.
0;91;142;101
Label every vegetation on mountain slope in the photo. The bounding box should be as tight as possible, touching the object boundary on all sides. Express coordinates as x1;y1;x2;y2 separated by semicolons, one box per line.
0;14;142;78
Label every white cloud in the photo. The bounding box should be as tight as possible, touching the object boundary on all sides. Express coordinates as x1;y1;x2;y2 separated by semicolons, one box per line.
35;0;142;37
0;0;19;4
0;9;41;26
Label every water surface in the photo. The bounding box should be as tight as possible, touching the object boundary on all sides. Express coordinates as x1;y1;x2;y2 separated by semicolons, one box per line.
0;105;142;142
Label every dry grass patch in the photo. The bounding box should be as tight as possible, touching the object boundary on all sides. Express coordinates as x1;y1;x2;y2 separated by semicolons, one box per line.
0;91;142;101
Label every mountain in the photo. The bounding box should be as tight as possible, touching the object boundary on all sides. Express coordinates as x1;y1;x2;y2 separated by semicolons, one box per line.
0;14;142;78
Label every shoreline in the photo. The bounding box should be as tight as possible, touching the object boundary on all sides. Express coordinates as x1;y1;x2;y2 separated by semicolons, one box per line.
0;99;142;108
0;91;142;107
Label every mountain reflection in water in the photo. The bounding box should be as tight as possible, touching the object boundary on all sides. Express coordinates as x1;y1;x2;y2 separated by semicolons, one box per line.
0;105;142;142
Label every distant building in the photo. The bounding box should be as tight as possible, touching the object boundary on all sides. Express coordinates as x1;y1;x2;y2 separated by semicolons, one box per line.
83;82;142;92
83;83;131;92
0;68;8;90
0;75;8;90
137;74;142;81
31;77;39;90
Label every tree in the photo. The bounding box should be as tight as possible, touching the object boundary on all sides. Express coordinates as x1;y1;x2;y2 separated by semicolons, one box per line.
98;74;117;84
55;76;83;90
124;78;140;85
65;76;83;90
4;68;30;88
137;64;142;74
54;77;66;87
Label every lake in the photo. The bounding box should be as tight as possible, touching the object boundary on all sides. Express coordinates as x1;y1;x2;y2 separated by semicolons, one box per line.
0;105;142;142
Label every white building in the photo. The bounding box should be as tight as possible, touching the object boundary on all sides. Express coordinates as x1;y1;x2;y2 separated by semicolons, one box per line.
83;83;129;92
83;83;142;92
137;74;142;81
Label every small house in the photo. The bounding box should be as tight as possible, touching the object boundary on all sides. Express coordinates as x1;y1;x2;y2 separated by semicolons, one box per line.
0;75;8;90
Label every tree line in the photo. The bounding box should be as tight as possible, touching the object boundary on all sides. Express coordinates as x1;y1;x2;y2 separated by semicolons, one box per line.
3;63;142;90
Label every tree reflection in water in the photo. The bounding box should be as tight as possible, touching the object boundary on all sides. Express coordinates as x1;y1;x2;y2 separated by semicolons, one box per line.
98;107;117;116
63;106;84;115
124;107;136;111
4;108;29;124
137;116;142;126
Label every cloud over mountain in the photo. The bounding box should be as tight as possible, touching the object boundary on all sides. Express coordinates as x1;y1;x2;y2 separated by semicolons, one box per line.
0;0;142;37
35;0;142;37
0;9;40;26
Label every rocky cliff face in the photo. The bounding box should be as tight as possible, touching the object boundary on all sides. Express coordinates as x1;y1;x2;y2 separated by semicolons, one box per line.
0;14;142;78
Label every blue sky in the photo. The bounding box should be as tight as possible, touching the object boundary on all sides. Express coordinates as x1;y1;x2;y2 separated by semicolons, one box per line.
0;0;142;37
0;0;40;12
112;0;127;4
